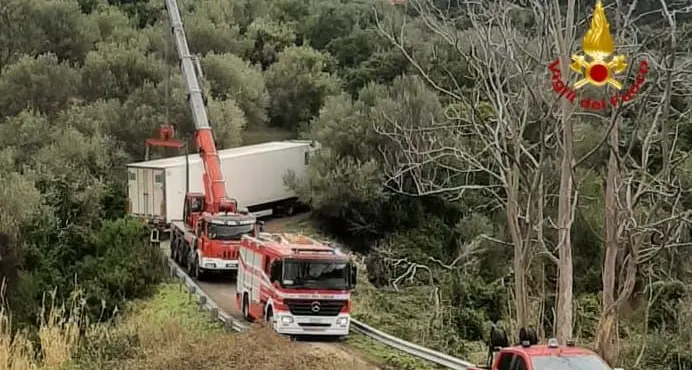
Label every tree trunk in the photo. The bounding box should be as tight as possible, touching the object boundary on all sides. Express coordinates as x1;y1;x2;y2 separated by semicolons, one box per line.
596;119;620;365
555;54;574;344
507;162;528;332
553;0;577;344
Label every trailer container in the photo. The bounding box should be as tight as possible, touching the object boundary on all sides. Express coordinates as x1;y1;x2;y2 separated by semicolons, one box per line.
127;141;317;227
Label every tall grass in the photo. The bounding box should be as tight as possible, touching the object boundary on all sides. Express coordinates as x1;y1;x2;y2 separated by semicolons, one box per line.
0;288;83;370
0;283;378;370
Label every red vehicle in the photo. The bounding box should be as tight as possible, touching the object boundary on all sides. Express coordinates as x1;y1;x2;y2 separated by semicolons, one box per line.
236;233;357;337
473;327;625;370
163;0;262;279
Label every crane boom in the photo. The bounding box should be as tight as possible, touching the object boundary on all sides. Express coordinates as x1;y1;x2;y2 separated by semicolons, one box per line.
164;0;236;213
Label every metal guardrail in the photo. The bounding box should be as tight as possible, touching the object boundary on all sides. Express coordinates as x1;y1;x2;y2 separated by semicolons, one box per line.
351;319;475;369
165;255;475;369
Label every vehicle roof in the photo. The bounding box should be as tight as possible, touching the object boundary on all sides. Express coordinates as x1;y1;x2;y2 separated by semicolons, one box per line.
127;141;312;169
506;344;597;357
204;212;254;221
244;233;347;260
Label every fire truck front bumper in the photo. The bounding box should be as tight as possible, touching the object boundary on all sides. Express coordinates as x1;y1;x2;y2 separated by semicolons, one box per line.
273;313;350;336
199;257;238;271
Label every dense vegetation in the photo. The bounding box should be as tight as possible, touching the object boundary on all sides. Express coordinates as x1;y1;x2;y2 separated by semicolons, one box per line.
1;0;691;368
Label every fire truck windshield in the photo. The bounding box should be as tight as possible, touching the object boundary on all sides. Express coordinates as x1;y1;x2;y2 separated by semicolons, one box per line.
281;260;350;290
208;223;253;240
531;354;610;370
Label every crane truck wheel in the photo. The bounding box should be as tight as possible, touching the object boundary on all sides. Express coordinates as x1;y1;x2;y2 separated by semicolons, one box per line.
170;236;178;262
193;255;206;281
186;251;195;277
172;235;182;265
174;238;182;265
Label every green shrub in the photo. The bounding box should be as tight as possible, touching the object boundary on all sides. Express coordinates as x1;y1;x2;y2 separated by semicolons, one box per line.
13;218;166;325
73;218;167;318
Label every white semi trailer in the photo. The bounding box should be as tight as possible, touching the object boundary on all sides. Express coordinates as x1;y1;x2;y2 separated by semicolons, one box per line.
127;140;317;229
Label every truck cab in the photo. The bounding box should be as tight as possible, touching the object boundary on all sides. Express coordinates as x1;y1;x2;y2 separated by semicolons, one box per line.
193;212;257;270
171;195;262;279
237;233;357;337
478;327;625;370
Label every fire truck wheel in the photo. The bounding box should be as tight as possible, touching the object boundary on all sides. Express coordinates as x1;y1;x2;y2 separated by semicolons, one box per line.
265;306;274;329
242;293;253;322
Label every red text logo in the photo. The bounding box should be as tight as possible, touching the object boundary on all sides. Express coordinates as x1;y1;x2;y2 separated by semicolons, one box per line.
548;59;648;110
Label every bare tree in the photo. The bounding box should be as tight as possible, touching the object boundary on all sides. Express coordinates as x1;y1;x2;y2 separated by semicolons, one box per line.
593;0;692;363
371;0;580;334
548;0;578;344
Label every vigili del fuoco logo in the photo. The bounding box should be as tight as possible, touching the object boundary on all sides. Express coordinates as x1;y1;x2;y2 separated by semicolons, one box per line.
548;0;648;110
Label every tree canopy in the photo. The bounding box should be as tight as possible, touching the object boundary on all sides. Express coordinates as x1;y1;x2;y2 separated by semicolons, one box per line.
1;0;691;368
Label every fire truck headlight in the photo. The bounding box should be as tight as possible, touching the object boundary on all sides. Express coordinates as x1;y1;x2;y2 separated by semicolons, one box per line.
336;317;349;326
281;316;293;324
204;263;216;268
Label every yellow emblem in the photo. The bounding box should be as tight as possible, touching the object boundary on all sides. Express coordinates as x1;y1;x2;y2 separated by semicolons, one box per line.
570;1;627;89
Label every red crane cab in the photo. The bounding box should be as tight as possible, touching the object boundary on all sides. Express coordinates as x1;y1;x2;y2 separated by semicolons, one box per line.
170;193;264;280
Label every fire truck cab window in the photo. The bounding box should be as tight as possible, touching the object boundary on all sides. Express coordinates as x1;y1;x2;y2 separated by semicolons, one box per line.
497;353;515;370
280;260;350;289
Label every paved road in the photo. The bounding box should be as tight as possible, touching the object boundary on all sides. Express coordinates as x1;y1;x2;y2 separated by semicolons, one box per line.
160;240;241;316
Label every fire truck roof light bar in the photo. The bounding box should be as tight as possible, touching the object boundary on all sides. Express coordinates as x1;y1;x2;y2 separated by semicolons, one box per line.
290;248;336;254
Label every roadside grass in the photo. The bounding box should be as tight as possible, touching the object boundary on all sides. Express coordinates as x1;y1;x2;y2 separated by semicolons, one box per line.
275;214;490;369
1;282;377;370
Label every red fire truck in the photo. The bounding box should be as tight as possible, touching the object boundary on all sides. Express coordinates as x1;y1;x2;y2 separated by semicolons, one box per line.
236;233;357;337
472;327;624;370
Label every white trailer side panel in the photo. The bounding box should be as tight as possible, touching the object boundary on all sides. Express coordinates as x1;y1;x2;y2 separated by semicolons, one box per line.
127;141;315;224
163;158;203;224
127;167;166;219
220;145;307;207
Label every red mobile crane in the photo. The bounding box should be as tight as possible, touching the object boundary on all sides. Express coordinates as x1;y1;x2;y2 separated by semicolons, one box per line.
163;0;261;280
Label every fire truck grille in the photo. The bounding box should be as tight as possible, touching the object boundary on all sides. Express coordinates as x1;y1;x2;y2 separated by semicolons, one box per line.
221;250;235;260
284;299;346;316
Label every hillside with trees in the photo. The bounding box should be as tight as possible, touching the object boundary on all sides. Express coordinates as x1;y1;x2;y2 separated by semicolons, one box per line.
0;0;691;368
